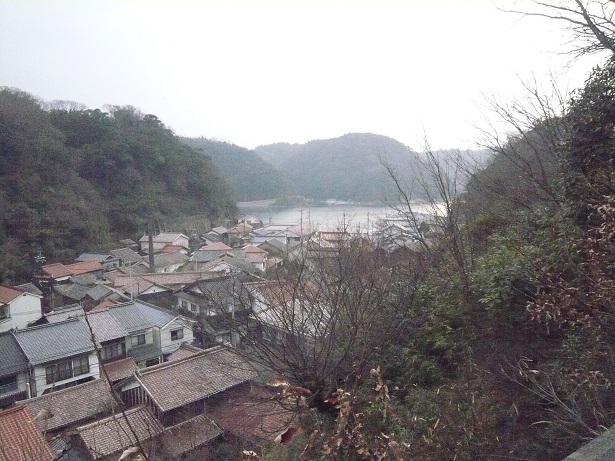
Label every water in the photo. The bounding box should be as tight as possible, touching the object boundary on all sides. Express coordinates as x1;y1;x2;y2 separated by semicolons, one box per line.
238;201;438;233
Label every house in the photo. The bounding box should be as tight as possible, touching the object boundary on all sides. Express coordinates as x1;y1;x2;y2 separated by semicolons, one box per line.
0;332;30;407
238;214;263;229
74;405;165;461
0;406;54;461
0;284;43;332
14;319;100;396
137;251;189;273
229;222;254;246
109;247;142;266
120;346;257;426
19;378;118;435
76;253;121;271
139;232;190;253
133;300;194;356
192;242;233;264
236;244;268;272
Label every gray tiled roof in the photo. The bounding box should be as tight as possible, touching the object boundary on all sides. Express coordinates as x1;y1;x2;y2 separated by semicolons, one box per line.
0;332;29;378
133;300;175;328
106;302;153;333
15;282;43;296
128;343;163;363
136;346;257;412
85;311;129;343
46;304;85;323
159;414;222;458
14;319;95;365
77;406;163;459
20;379;118;432
86;284;113;301
54;283;91;301
110;247;142;265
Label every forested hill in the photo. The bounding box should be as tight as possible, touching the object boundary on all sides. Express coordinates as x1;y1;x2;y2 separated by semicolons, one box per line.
0;88;236;283
254;133;428;202
181;137;294;201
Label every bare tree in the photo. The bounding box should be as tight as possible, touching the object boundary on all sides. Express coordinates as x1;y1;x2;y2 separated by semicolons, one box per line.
505;0;615;57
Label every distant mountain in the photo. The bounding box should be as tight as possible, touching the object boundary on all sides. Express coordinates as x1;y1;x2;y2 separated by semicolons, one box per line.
181;137;294;201
255;133;428;202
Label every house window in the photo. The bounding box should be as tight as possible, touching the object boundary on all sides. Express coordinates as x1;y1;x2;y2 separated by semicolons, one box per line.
45;355;89;384
101;342;125;361
190;303;198;312
171;328;184;341
73;356;90;376
131;334;146;347
0;305;9;321
180;299;188;309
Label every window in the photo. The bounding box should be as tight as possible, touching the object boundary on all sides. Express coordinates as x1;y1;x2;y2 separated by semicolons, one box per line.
131;334;146;347
0;305;9;321
101;342;125;361
45;355;89;385
190;303;198;312
180;299;188;309
171;328;184;341
73;355;90;376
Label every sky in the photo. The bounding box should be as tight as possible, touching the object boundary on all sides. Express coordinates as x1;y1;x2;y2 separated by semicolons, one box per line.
0;0;608;151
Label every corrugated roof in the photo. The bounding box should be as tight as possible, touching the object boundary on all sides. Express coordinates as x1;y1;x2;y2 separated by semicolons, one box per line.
201;242;232;251
45;304;85;323
0;406;53;461
127;343;163;363
86;284;113;301
76;253;117;263
20;379;117;432
136;346;257;412
0;332;29;378
14;319;95;365
84;310;129;343
14;282;43;297
54;283;90;301
77;406;163;459
138;232;188;244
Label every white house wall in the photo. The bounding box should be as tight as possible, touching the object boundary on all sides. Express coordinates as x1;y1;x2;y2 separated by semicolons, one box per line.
32;352;100;396
160;320;194;355
0;293;43;333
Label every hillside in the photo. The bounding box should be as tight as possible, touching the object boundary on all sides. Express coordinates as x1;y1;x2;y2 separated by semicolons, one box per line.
181;137;294;201
0;88;236;283
255;133;427;202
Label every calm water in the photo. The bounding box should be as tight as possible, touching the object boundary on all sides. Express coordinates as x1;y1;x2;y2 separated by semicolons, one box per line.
238;201;438;233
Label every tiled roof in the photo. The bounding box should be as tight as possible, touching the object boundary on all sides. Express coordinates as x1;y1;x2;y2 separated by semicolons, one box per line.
110;247;142;265
77;406;163;459
45;304;85;323
208;385;296;442
160;244;186;253
243;244;266;254
0;284;25;304
106;302;153;333
90;299;120;312
166;344;203;362
14;282;43;297
20;379;118;433
150;251;189;269
159;414;222;458
0;332;29;378
64;261;103;275
102;358;138;382
210;227;228;234
14;319;95;365
127;343;163;363
85;310;129;342
86;284;113;301
114;271;220;289
70;273;98;285
136;346;257;412
54;283;90;301
138;232;188;243
0;406;53;461
133;300;175;328
201;242;232;251
40;263;73;278
76;253;117;263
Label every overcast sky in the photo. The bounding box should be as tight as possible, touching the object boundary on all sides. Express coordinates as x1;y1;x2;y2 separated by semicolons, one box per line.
0;0;607;150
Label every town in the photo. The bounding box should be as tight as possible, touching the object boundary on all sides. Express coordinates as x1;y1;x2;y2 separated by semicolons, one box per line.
0;215;421;461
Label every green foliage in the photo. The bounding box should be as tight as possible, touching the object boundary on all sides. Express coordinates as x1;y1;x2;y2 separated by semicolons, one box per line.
255;133;429;202
0;88;236;282
182;137;294;201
